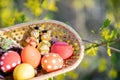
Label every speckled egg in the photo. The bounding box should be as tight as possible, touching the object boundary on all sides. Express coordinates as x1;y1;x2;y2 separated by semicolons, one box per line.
0;51;21;72
51;42;73;59
41;53;63;72
21;45;41;68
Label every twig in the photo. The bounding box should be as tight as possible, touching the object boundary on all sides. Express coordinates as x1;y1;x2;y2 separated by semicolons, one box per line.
109;46;120;53
82;38;120;52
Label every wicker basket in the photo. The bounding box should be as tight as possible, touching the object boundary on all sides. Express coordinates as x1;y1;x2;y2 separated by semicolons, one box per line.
0;20;84;80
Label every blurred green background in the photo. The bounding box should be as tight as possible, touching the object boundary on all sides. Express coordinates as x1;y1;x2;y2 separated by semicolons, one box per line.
0;0;120;80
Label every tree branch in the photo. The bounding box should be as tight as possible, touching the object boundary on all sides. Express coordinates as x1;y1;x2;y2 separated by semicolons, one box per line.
108;46;120;53
82;38;120;53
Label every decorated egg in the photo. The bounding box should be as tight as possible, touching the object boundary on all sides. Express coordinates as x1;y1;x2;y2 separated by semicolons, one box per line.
13;63;35;80
0;51;21;72
21;45;41;68
41;53;63;72
51;42;73;59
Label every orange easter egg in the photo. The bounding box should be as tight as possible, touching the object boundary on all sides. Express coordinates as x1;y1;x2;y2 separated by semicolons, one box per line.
21;45;41;68
41;53;63;72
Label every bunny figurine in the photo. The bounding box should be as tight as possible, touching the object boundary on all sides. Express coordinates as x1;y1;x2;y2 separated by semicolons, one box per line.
37;30;51;55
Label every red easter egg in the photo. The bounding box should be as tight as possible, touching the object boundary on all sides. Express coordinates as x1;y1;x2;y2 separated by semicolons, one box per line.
41;53;63;72
0;51;21;72
21;45;41;68
51;42;73;59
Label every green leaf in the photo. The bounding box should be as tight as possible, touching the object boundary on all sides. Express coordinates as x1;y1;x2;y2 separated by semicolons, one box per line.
21;15;26;23
48;77;54;80
100;19;111;31
67;71;78;79
112;28;119;39
55;74;65;80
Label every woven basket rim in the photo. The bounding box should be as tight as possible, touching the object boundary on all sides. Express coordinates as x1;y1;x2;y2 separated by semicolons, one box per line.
0;20;84;80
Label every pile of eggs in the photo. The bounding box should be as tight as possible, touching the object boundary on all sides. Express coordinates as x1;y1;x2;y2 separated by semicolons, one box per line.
0;41;73;80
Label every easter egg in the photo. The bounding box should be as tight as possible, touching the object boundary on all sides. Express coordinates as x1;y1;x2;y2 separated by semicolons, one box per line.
13;63;35;80
0;51;21;72
51;42;73;59
41;53;63;72
21;45;41;68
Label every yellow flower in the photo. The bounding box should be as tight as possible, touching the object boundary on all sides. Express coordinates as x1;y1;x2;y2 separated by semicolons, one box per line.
101;29;110;40
34;7;42;17
44;17;50;20
41;0;49;9
106;12;115;22
0;0;13;8
98;58;106;72
24;0;42;16
108;68;117;78
8;18;15;26
107;46;112;56
86;44;98;56
115;22;120;29
1;9;11;20
73;0;84;10
14;10;24;20
81;60;89;69
48;2;58;11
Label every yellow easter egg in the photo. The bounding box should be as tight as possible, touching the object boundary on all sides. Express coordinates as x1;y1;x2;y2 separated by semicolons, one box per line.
13;63;35;80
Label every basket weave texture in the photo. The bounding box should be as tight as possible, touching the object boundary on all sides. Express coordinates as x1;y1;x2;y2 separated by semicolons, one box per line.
0;20;84;80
